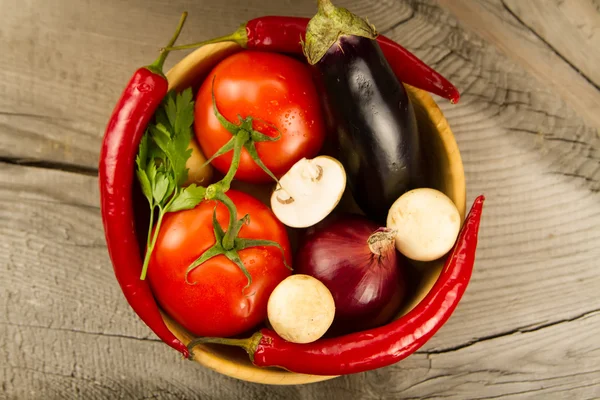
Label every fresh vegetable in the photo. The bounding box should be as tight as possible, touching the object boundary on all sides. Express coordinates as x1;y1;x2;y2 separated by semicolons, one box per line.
295;214;405;333
387;188;461;261
270;156;346;228
194;51;326;184
98;13;190;357
134;87;205;280
166;17;460;103
267;274;335;344
148;189;292;337
137;76;296;338
187;195;485;375
184;137;213;186
301;0;425;223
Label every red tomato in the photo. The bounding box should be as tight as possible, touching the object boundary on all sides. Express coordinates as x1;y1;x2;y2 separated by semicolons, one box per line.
194;51;326;183
147;190;292;337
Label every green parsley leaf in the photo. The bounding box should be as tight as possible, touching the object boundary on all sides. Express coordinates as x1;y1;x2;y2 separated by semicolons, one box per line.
136;133;149;171
168;184;206;212
146;159;157;185
152;172;170;204
174;88;195;136
155;91;174;131
164;91;178;129
135;88;206;280
136;169;153;204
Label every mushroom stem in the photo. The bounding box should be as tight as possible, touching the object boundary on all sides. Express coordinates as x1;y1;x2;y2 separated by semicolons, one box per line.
275;185;295;204
300;160;323;182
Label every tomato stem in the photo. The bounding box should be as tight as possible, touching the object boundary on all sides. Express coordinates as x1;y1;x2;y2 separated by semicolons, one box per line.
216;193;239;251
220;131;248;190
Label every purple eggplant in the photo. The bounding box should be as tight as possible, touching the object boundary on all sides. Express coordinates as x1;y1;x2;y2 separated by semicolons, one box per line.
303;0;424;223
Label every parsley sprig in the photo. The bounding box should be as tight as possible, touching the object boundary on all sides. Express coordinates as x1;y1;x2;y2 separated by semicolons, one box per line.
135;88;206;279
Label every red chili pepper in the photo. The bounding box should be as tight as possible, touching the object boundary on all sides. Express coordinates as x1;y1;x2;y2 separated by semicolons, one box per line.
168;16;460;103
99;13;190;358
188;195;484;375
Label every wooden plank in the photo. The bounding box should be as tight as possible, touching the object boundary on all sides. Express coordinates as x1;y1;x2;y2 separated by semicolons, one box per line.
437;0;600;130
503;0;600;88
2;294;599;398
0;164;154;341
0;0;411;170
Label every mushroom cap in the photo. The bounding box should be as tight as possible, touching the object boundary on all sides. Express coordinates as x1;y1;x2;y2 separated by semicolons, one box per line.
270;156;346;228
267;274;336;344
387;188;461;262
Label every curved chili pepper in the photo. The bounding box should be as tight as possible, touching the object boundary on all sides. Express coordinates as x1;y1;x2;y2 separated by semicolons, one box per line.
167;16;460;103
98;13;190;358
188;195;484;375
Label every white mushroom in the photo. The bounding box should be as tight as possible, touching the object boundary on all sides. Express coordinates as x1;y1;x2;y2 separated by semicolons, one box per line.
270;156;346;228
267;274;336;344
386;188;461;262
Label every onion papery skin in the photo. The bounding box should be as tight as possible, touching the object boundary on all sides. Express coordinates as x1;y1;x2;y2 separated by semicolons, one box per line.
296;214;406;334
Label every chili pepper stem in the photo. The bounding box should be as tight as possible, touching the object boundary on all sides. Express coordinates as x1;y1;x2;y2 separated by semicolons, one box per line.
147;12;188;75
163;24;248;52
187;331;263;362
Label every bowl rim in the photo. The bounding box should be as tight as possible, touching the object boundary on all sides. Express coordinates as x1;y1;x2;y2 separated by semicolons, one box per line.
162;41;466;385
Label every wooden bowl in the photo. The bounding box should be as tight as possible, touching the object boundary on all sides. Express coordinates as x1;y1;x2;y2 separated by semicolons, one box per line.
158;42;466;385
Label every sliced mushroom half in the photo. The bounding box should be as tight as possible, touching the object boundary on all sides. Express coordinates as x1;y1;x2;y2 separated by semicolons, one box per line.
270;156;346;228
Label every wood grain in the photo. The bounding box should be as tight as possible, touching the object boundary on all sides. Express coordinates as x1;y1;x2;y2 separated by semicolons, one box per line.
437;0;600;130
3;312;599;399
502;0;600;89
2;163;600;398
2;0;600;397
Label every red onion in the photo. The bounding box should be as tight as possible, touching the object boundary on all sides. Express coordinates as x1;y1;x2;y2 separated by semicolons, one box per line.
295;214;406;334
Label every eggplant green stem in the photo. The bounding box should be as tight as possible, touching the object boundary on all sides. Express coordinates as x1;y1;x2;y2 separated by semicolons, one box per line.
318;0;336;13
302;0;377;65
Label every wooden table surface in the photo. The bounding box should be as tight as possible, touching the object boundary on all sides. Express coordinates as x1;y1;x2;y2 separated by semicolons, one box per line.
2;0;599;398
